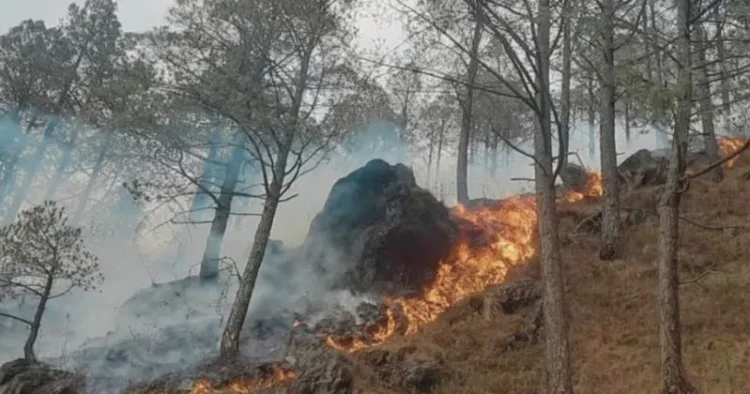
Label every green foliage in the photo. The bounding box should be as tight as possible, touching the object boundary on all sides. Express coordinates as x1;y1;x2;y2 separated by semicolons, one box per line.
0;201;103;303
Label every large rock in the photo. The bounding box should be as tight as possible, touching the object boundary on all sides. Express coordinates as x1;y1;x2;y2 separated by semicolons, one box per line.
303;159;458;298
617;149;669;190
618;148;712;190
0;359;85;394
560;162;589;191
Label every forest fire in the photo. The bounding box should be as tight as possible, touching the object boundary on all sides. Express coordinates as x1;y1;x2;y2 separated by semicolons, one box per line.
562;171;603;202
188;365;296;394
718;137;748;168
323;139;750;353
325;196;538;352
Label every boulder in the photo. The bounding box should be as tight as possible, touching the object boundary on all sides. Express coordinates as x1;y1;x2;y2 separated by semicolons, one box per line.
0;359;85;394
560;162;589;191
617;149;668;190
303;159;458;298
618;148;712;190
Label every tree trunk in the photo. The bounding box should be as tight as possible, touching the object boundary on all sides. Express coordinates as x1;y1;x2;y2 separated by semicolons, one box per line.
0;111;26;209
198;132;246;281
490;133;499;178
624;101;631;147
714;16;731;119
4;120;59;222
599;0;620;261
220;141;288;357
71;132;114;222
537;0;573;390
435;121;444;193
587;75;597;159
457;2;483;205
694;24;722;182
24;273;54;361
644;1;653;82
559;0;572;169
44;127;81;200
427;129;435;188
220;37;312;357
657;0;694;391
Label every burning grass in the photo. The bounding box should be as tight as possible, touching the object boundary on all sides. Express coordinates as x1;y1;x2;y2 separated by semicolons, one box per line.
171;138;750;393
348;140;750;393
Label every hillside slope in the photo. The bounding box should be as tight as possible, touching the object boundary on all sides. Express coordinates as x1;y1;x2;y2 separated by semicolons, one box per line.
348;158;750;394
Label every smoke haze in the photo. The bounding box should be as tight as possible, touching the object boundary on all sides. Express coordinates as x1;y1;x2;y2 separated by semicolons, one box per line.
0;114;664;391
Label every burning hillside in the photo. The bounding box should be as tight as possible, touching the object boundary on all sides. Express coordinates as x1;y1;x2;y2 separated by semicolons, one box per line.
2;138;748;394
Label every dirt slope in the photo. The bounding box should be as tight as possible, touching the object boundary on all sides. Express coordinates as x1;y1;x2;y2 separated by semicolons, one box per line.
349;158;750;394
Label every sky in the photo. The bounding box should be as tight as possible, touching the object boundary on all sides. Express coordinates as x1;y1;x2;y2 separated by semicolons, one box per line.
0;0;172;32
0;0;407;52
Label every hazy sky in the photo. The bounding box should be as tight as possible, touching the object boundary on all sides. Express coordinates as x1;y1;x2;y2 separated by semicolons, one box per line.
0;0;405;52
0;0;172;32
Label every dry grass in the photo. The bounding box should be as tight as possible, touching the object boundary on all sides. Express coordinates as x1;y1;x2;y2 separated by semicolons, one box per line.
348;158;750;394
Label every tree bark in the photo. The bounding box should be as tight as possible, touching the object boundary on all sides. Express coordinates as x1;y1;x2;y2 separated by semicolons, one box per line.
586;75;597;159
44;127;81;200
456;1;483;205
599;0;620;261
559;0;572;169
435;121;445;193
0;111;26;210
693;24;722;182
4;120;58;223
427;129;435;187
657;0;694;391
24;272;54;361
198;132;246;281
71;132;114;222
713;14;731;119
220;36;313;357
537;0;573;390
624;101;631;147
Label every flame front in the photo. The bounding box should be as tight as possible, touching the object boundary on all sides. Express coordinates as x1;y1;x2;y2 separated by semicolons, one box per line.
562;171;603;202
189;365;295;394
326;196;538;351
718;137;747;168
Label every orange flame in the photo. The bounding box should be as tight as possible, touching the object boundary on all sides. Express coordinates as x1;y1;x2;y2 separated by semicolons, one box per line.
325;196;538;351
562;171;603;202
189;365;295;393
718;137;748;168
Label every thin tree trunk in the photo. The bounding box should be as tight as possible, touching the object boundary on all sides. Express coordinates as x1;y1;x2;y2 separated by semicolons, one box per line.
4;121;59;222
198;132;246;281
644;1;653;82
71;132;114;222
599;0;620;261
0;111;26;209
24;272;54;361
657;0;694;391
220;129;291;356
427;129;435;187
45;127;81;200
490;133;499;178
587;75;597;159
694;24;722;182
624;101;632;147
220;39;312;357
537;0;573;390
714;16;731;119
560;0;572;169
435;122;445;192
457;2;483;204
